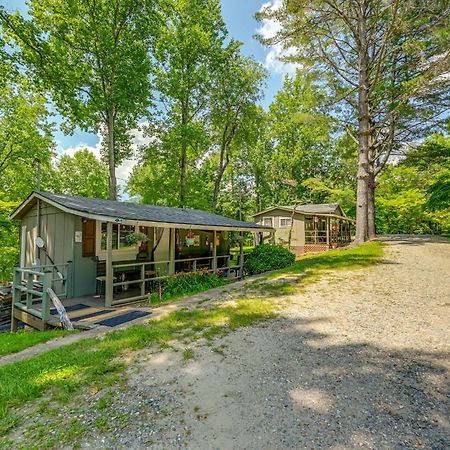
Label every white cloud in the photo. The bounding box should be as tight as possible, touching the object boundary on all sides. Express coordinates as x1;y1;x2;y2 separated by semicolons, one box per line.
257;0;298;75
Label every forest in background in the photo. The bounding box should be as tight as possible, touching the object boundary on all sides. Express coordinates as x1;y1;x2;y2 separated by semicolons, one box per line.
0;0;449;281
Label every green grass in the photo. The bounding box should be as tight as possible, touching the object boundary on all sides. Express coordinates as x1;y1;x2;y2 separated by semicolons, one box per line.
0;329;73;357
267;241;384;281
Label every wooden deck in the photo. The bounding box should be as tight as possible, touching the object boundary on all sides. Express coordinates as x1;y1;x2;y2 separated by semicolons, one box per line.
45;293;151;330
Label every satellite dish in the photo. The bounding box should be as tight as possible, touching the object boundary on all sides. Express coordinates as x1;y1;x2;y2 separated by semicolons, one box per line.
36;237;45;249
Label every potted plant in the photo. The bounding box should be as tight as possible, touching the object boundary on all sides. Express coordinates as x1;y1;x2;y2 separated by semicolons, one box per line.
125;231;149;246
185;231;195;247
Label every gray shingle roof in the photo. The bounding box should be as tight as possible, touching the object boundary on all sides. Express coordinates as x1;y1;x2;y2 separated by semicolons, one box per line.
283;204;341;214
253;203;343;217
35;192;269;230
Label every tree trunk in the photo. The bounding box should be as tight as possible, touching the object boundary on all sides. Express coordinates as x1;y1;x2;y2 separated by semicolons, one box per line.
355;9;370;244
179;104;188;208
367;170;376;239
107;110;117;200
212;167;223;212
212;124;235;212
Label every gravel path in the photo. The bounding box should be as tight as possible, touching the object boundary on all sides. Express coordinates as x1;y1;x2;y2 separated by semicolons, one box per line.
81;236;449;450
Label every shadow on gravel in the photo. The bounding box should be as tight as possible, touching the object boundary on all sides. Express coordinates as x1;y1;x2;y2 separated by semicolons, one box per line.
274;318;450;449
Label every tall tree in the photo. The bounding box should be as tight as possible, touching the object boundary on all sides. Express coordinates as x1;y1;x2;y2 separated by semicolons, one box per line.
258;0;450;242
258;69;335;205
209;45;266;211
151;0;227;207
1;0;160;200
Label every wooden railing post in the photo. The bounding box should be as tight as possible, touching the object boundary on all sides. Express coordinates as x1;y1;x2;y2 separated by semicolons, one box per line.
168;228;176;275
193;259;197;272
105;222;114;307
239;231;244;278
26;272;34;309
212;230;217;272
141;263;145;297
41;270;52;323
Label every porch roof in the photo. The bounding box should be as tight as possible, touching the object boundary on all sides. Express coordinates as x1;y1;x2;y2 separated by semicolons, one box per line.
11;191;273;232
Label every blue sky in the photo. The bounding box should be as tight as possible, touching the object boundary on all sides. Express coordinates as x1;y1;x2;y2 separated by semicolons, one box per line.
2;0;291;180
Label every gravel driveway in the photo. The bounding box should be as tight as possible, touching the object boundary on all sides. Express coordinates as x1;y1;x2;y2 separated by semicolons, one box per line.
82;236;450;450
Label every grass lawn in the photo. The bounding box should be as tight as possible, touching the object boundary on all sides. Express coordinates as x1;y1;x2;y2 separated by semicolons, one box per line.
0;329;73;357
0;241;384;447
268;241;384;282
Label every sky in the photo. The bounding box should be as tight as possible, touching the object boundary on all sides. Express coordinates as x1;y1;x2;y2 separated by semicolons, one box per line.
1;0;293;187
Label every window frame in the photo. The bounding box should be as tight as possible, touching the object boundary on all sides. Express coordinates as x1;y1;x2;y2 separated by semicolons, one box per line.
96;221;139;260
262;216;274;228
279;217;292;229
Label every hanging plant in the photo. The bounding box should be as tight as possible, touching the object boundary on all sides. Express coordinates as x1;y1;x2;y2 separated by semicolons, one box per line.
125;231;149;246
185;231;195;247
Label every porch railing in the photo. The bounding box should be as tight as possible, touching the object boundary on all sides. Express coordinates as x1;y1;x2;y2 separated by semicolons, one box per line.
12;268;53;324
110;255;235;306
20;262;72;298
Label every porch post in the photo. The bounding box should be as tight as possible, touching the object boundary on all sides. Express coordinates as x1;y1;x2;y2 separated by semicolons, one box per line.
105;221;113;307
239;231;244;278
212;230;217;271
168;228;176;275
326;217;330;250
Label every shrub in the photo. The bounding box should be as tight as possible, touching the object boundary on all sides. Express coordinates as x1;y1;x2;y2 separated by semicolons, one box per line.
244;244;295;275
149;269;228;304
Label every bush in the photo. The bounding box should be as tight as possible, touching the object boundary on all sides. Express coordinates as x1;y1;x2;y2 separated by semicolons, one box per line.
149;269;228;304
244;244;295;275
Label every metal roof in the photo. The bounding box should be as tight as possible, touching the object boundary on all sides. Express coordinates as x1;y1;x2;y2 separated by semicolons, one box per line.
253;203;344;217
11;191;272;232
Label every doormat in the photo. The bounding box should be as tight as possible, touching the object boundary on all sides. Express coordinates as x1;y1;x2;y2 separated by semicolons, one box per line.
94;310;151;327
50;303;90;314
71;309;114;322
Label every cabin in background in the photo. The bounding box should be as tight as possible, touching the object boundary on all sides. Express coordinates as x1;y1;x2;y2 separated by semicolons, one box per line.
253;204;354;256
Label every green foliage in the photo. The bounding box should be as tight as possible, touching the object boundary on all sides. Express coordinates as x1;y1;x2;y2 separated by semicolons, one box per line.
50;149;109;199
149;270;229;304
0;199;19;282
0;75;54;201
244;244;295;275
375;160;450;235
128;1;266;212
